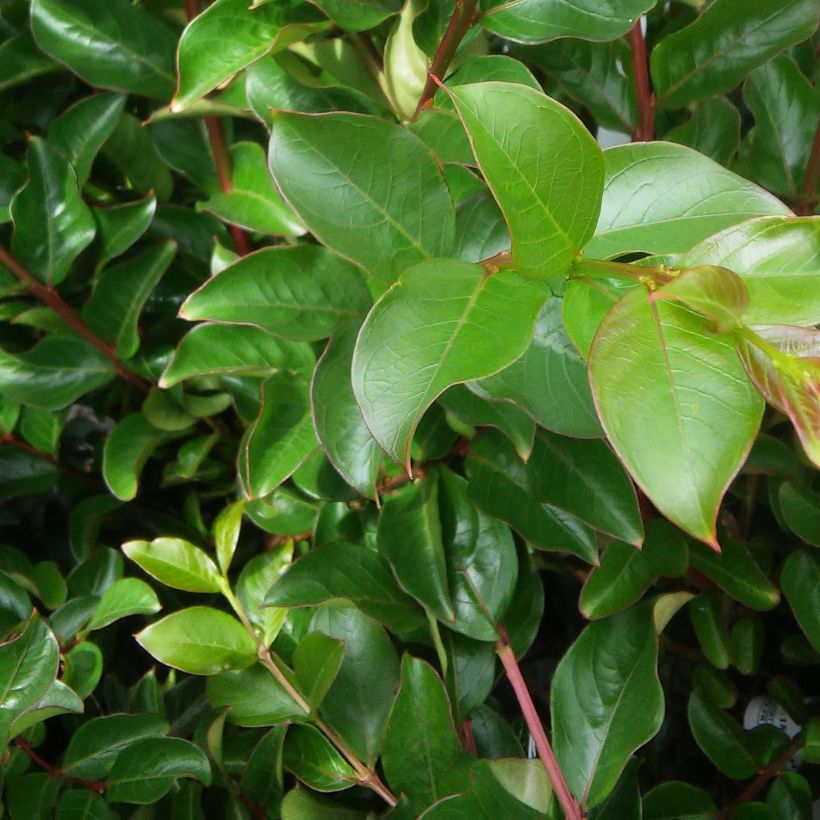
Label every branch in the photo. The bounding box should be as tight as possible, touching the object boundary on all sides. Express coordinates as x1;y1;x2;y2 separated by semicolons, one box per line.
629;20;654;141
496;628;583;820
721;735;803;816
413;0;479;119
14;738;106;793
0;246;150;393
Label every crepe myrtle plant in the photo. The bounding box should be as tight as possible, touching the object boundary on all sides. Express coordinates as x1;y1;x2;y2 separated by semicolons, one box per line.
0;0;819;816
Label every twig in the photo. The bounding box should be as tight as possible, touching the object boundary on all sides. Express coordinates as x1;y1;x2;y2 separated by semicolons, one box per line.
496;627;583;820
0;434;56;463
14;738;106;793
0;246;150;392
796;117;820;215
721;735;803;816
413;0;479;119
629;20;654;141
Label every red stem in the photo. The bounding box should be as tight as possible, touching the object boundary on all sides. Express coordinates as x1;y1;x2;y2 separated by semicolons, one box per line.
413;0;479;119
629;21;654;141
496;628;583;820
796;117;820;215
0;433;56;462
0;246;150;392
14;738;106;793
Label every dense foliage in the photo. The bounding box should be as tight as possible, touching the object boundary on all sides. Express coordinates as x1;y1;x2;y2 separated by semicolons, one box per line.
0;0;819;817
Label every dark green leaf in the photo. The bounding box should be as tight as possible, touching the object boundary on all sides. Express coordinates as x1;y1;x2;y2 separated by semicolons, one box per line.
92;195;157;273
781;550;820;653
293;631;345;712
779;482;820;546
642;781;718;820
665;97;741;167
283;724;357;792
103;415;173;502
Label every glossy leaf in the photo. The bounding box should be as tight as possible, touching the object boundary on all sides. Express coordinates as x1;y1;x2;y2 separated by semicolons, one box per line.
473;297;601;437
237;546;294;646
31;0;177;99
136;606;257;675
269;111;455;283
651;0;819;110
181;245;370;341
283;724;357;792
584;142;787;260
353;259;546;467
123;537;221;593
11;137;96;286
310;0;399;31
239;373;317;499
103;415;173;502
0;34;60;93
93;195;157;273
174;0;327;110
449;82;603;280
84;241;176;358
689;592;731;669
643;782;718;820
781;550;820;653
213;500;245;575
665;97;741;167
779;482;820;547
198;142;304;236
293;631;345;712
589;287;764;547
552;603;663;808
87;578;161;630
266;543;423;635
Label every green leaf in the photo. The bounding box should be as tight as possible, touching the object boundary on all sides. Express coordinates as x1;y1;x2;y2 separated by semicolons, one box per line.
265;543;423;636
48;93;125;187
0;333;114;410
283;724;357;792
742;56;820;200
0;613;59;750
551;603;664;809
8;677;83;740
438;469;518;640
689;591;731;669
679;217;820;327
642;782;718;820
239;373;317;499
0;446;59;500
453;190;509;264
161;324;314;388
581;520;689;619
106;737;211;804
473;297;601;437
651;0;819;110
240;726;287;807
268;111;454;283
731;616;763;675
62;714;169;780
382;655;471;811
779;482;820;547
781;550;820;653
84;241;175;359
198;142;304;236
236;544;293;647
0;34;60;93
293;631;345;713
310;607;401;767
448;82;603;280
588;287;764;547
688;538;779;611
584;142;787;260
136;606;257;675
481;0;656;44
383;0;427;121
173;0;327;110
206;663;306;726
61;642;102;698
56;790;116;819
10;137;96;286
767;773;812;819
353;260;547;467
465;431;597;563
27;561;67;609
122;537;221;593
377;476;454;622
213;500;245;575
687;688;757;779
103;414;173;501
87;578;161;630
31;0;177;99
180;245;370;341
665;97;741;167
310;0;399;31
312;324;382;499
93;195;157;273
20;406;65;456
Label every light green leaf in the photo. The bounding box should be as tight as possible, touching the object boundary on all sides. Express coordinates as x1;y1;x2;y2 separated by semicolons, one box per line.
449;82;603;280
0;334;115;410
309;0;399;31
679;216;820;327
352;259;547;467
10;137;96;286
214;501;245;575
93;195;157;273
84;241;176;359
384;0;427;121
293;631;345;713
136;606;257;675
198;142;304;236
584;142;788;260
174;0;328;110
237;544;294;646
180;245;371;341
651;0;819;110
103;415;174;502
122;537;221;593
31;0;177;99
588;287;764;547
269;111;455;283
87;578;160;630
552;603;664;808
239;372;317;499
